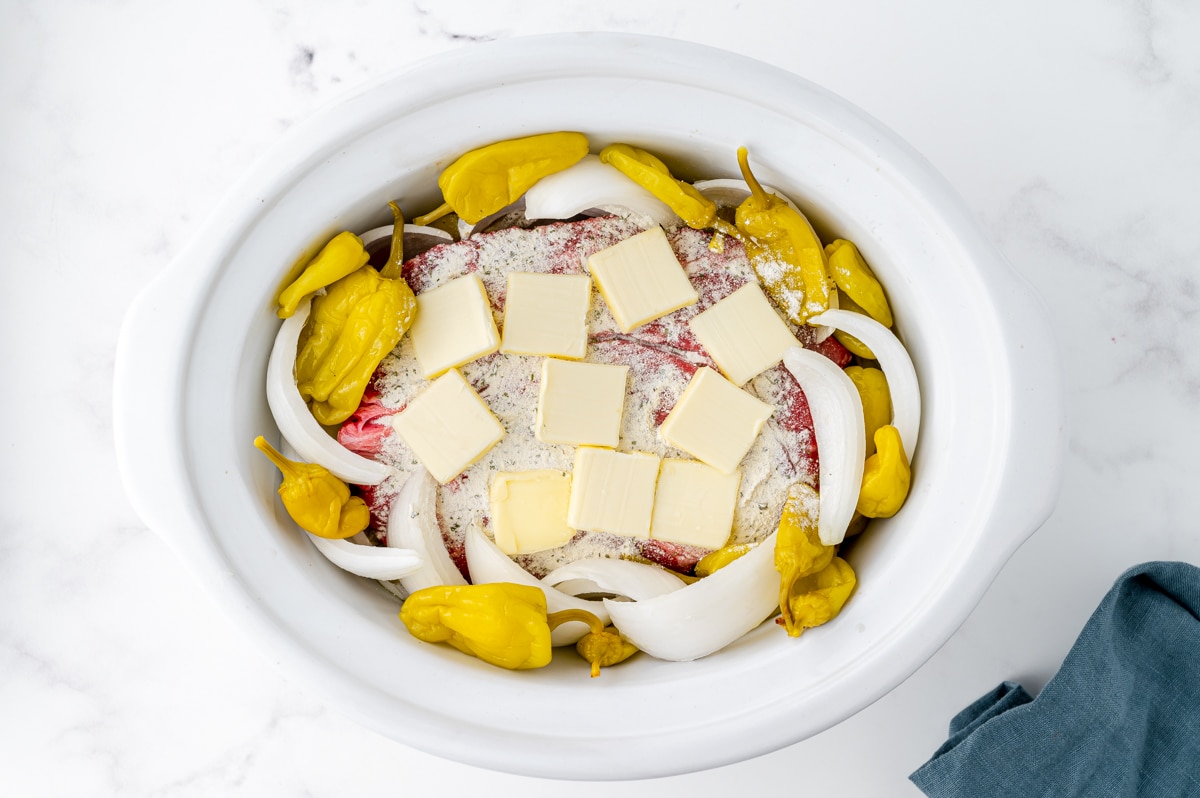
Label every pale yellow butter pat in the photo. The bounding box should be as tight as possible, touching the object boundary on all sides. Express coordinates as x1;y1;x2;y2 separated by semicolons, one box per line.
409;273;500;378
585;226;698;333
650;459;741;550
659;367;773;474
390;369;504;484
500;272;591;359
489;470;575;555
567;447;660;538
688;282;801;386
536;358;629;447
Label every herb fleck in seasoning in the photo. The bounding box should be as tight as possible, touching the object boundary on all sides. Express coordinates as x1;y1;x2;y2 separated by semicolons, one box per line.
352;218;815;573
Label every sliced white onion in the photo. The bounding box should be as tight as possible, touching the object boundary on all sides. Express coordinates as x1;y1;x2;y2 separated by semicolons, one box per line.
602;534;779;662
403;225;454;258
359;223;454;260
464;523;609;646
791;298;836;342
811;288;838;344
541;558;686;602
525;155;679;228
276;441;424;581
782;346;866;546
550;578;610;598
458;198;526;239
693;178;800;212
265;297;393;485
304;533;423;581
808;309;921;462
388;468;467;593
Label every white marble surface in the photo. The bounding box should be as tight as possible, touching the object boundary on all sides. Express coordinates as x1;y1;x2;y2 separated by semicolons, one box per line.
4;1;1199;794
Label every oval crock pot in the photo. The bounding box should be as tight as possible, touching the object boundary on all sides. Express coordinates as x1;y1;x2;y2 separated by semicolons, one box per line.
112;33;1064;780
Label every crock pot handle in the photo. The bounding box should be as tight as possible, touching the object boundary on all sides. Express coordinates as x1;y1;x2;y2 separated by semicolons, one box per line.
979;270;1066;566
113;244;210;553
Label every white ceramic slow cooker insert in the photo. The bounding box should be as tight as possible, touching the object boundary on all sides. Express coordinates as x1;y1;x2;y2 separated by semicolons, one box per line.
113;34;1064;780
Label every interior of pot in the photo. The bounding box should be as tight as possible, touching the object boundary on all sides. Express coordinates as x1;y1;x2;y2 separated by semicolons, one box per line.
172;41;1018;778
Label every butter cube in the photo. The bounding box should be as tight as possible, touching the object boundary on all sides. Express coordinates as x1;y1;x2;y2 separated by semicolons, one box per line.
489;470;576;555
567;447;660;538
500;272;591;359
390;369;504;484
410;273;501;378
536;358;628;448
586;226;698;333
659;367;773;474
650;459;741;550
688;282;801;385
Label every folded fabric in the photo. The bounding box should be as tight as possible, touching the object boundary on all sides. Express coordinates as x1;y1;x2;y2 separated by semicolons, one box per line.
910;560;1200;798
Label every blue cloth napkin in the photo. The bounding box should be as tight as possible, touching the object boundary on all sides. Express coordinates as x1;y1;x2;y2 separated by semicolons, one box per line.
910;561;1200;797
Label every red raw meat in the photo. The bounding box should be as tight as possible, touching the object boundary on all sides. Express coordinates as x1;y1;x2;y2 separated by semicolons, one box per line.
635;539;711;575
338;384;395;459
814;333;853;368
340;217;851;575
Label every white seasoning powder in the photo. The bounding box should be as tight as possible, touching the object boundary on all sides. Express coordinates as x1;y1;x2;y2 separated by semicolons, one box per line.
748;254;806;324
362;217;816;576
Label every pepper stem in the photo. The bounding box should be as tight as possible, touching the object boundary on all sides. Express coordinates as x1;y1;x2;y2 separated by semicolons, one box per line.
253;435;300;478
547;610;638;678
412;201;452;228
736;146;769;204
778;565;800;636
712;218;745;244
545;608;606;637
380;201;405;281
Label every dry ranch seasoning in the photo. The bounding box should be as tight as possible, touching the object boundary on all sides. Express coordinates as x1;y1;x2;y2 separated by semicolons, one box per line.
258;133;920;674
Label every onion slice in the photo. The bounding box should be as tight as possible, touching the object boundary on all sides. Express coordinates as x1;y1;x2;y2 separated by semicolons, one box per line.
549;579;608;598
782;346;866;546
541;558;686;601
265;297;392;485
359;223;453;261
277;441;423;581
602;534;779;662
464;523;609;646
458;198;526;239
808;309;921;462
304;533;423;581
388;468;467;594
525;155;679;228
694;178;800;212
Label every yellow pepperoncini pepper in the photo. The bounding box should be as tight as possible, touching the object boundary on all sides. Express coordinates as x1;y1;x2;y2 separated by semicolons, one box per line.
829;292;877;359
598;143;718;230
844;366;891;458
563;611;639;678
277;231;370;319
734;147;833;325
694;542;754;577
253;436;369;539
857;425;911;518
400;583;636;676
294;263;417;426
825;239;893;328
401;583;553;670
383;201;405;278
774;483;836;637
414;132;590;226
781;557;857;636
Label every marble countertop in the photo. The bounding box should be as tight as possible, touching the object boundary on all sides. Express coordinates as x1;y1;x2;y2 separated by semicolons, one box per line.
4;1;1199;794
